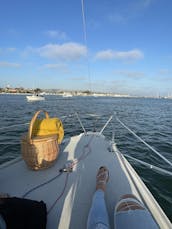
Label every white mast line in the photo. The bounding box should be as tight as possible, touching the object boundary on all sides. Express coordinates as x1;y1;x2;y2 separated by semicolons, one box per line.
81;0;92;92
116;115;172;168
81;0;87;45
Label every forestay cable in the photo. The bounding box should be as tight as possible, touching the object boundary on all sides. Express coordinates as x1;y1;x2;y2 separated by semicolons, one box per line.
115;115;172;168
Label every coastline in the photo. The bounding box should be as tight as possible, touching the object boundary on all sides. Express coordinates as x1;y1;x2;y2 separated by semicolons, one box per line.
0;92;170;99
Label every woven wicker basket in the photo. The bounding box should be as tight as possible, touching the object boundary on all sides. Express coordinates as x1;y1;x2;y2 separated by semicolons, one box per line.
21;110;59;170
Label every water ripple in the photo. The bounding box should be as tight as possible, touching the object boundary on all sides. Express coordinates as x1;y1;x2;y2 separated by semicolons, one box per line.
0;94;172;221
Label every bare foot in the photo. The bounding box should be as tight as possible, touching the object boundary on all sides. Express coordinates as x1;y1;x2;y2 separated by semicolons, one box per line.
96;166;109;192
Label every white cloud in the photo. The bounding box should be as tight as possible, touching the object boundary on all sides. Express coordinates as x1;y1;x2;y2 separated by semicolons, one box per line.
6;48;16;52
0;47;16;54
95;49;144;61
108;0;154;24
45;30;67;40
43;63;66;69
42;63;69;73
158;69;171;75
142;0;154;8
69;76;87;81
37;42;87;60
108;13;126;24
157;69;172;81
114;70;145;78
88;19;100;30
0;61;21;68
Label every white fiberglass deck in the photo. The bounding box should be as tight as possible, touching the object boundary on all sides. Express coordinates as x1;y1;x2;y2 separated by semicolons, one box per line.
0;132;171;228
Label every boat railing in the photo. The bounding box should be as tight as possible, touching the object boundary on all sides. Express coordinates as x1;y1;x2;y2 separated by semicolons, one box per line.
114;113;172;168
124;154;172;176
74;112;172;176
75;112;87;134
0;122;30;131
0;112;171;176
0;114;76;131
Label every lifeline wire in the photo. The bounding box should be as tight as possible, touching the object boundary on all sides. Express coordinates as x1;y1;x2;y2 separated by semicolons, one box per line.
124;154;172;176
0;123;29;131
0;114;75;132
115;115;172;168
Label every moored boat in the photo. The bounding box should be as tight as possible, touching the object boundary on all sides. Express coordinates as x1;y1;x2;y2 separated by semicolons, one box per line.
62;92;73;98
26;94;45;101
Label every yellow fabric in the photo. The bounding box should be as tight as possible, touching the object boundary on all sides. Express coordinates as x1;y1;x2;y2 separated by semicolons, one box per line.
32;118;64;144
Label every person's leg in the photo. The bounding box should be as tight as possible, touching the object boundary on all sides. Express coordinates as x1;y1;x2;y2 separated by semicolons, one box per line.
114;194;159;229
87;167;110;229
0;215;6;229
87;189;110;229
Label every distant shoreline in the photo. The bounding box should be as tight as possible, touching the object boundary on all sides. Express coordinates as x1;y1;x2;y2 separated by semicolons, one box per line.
0;92;170;99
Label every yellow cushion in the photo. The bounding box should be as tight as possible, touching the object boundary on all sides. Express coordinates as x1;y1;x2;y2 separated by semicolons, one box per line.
32;118;64;144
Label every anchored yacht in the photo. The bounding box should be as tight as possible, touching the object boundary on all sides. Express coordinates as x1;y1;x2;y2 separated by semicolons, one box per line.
26;94;45;102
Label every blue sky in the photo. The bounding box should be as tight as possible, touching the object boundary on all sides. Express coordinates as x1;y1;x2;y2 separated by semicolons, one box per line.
0;0;172;96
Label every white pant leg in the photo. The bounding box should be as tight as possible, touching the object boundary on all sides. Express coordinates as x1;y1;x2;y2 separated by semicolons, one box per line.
114;198;159;229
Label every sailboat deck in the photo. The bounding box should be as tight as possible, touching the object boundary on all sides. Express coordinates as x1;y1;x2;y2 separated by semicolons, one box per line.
0;132;171;228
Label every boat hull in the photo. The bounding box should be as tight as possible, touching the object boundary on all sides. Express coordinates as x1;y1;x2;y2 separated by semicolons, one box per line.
26;95;45;101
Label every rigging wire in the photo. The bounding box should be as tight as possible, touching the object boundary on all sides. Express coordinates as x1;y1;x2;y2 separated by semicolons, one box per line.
115;114;172;168
124;154;172;176
0;123;29;130
75;112;86;133
0;114;75;132
81;0;92;92
99;115;113;134
81;0;87;45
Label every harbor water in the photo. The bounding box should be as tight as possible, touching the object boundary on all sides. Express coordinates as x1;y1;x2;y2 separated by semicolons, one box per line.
0;94;171;221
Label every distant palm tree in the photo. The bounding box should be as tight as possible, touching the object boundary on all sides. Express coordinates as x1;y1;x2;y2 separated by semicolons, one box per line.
34;88;42;94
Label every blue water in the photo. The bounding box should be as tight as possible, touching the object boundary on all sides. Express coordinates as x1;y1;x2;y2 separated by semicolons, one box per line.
0;94;172;221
